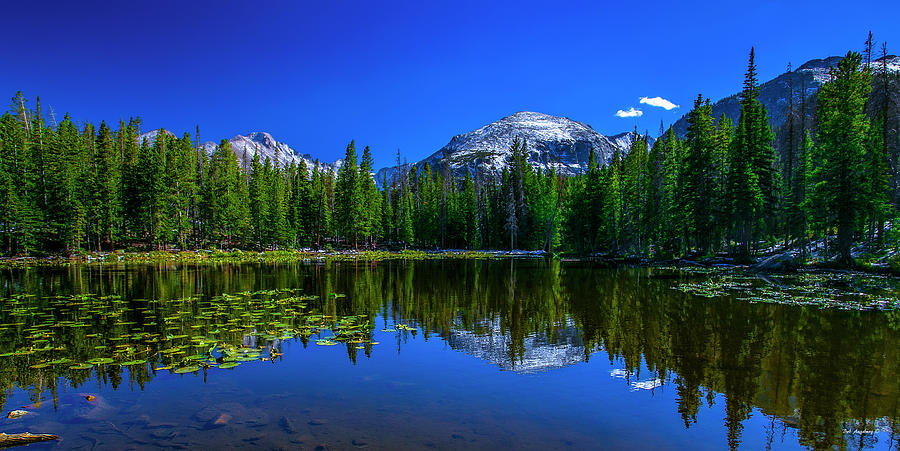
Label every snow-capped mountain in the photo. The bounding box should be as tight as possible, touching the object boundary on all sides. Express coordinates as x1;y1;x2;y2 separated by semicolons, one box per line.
375;111;652;185
671;54;900;136
227;132;338;173
137;128;176;145
139;130;339;174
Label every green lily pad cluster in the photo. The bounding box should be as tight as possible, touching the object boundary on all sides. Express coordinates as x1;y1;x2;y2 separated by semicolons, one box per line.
0;288;377;384
673;270;900;311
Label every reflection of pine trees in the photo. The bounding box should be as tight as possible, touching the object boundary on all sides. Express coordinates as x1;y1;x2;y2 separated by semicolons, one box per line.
1;261;899;449
560;264;900;449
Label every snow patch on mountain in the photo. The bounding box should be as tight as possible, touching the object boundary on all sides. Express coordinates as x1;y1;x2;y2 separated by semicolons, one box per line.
375;111;653;186
138;129;339;175
138;129;175;144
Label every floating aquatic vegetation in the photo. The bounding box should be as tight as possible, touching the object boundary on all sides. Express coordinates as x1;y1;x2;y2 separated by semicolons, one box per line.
0;287;378;389
672;269;900;311
315;339;338;346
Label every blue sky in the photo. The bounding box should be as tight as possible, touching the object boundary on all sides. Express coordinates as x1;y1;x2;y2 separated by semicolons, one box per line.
4;0;898;167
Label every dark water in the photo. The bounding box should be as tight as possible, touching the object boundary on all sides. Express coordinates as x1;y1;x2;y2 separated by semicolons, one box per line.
0;259;898;450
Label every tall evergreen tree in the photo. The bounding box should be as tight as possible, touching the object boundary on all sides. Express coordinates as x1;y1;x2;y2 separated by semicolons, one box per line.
335;141;361;247
248;150;269;247
268;160;290;247
460;171;478;249
170;133;197;249
94;121;121;249
728;48;777;258
358;145;381;247
683;96;717;253
206;139;249;244
810;51;873;264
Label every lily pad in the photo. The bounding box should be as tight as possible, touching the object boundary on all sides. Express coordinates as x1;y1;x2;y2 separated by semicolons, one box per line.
88;357;116;365
121;360;147;366
174;366;200;374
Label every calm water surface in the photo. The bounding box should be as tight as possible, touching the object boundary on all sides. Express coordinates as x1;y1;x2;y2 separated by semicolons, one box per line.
0;259;898;450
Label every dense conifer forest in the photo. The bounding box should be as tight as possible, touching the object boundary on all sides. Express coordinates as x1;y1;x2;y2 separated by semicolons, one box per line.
1;45;898;264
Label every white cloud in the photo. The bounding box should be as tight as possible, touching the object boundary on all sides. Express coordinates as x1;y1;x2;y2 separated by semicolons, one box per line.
639;96;679;110
615;107;643;118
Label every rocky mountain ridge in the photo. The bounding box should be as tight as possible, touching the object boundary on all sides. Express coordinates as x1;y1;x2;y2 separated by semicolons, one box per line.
141;111;647;184
374;111;652;186
138;130;340;174
671;54;900;136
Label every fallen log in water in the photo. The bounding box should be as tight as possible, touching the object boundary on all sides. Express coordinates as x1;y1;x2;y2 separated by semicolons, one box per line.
0;432;60;449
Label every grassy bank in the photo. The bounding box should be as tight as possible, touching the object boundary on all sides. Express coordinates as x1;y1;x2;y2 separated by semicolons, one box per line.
0;249;505;268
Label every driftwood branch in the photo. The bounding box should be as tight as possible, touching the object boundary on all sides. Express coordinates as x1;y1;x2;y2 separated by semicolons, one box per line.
0;432;60;449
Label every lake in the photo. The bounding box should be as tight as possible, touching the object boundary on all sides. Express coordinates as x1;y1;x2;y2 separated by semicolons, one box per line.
0;258;898;450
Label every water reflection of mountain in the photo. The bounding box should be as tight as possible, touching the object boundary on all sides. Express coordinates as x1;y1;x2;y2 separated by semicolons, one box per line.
445;317;599;373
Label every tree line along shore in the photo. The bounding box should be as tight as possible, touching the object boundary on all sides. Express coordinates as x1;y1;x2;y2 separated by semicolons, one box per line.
1;43;898;269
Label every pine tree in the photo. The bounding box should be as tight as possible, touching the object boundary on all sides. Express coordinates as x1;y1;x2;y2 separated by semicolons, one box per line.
621;131;649;253
811;51;872;264
865;108;889;242
45;112;82;252
644;127;667;256
335;141;361;248
122;118;147;243
712;115;733;251
268;161;290;248
799;131;816;256
461;171;478;248
780;63;802;247
248;150;268;247
599;148;622;252
148;132;173;248
207;139;249;245
94;121;121;250
311;161;333;248
288;160;314;247
358;145;381;247
665;133;688;256
170;133;197;249
0;113;27;253
380;179;394;244
398;181;414;247
728;48;777;258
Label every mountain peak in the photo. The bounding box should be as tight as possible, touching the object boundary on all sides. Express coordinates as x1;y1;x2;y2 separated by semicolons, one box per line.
244;131;277;147
139;128;338;175
796;56;843;71
375;111;650;186
138;128;175;144
504;111;562;121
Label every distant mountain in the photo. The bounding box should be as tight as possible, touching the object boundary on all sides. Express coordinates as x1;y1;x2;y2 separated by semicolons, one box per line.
137;128;176;146
671;55;900;136
226;132;341;173
375;111;652;186
139;130;340;174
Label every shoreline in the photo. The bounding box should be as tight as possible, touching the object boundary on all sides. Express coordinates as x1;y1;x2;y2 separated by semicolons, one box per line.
0;249;516;267
0;248;897;277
